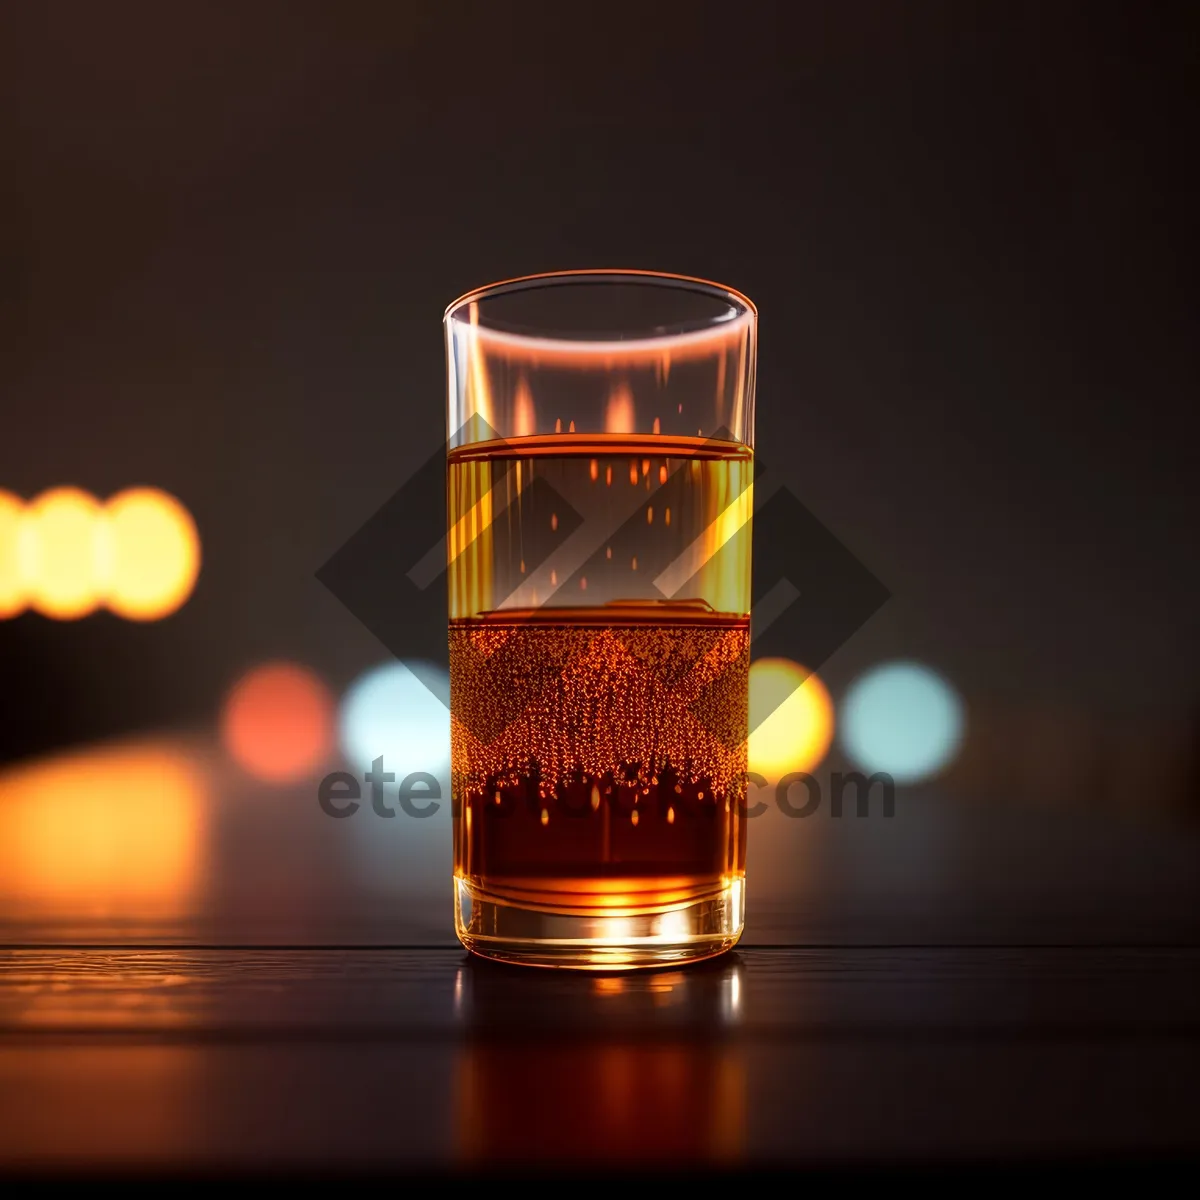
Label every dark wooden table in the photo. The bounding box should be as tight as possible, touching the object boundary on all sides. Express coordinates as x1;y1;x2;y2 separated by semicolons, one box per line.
2;733;1199;1174
3;946;1200;1174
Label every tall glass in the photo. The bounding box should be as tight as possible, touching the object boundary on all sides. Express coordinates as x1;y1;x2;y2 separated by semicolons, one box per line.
445;270;756;968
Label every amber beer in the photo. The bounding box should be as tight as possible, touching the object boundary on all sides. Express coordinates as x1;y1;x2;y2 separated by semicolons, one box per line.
449;432;752;965
444;270;756;966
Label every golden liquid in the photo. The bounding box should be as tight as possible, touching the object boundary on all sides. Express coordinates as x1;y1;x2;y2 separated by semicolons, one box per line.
448;435;751;914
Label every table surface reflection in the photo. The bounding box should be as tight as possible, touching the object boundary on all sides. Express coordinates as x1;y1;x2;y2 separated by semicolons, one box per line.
3;946;1199;1172
1;733;1199;1173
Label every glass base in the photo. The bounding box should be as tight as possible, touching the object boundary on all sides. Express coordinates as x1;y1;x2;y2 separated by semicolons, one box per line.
454;875;744;970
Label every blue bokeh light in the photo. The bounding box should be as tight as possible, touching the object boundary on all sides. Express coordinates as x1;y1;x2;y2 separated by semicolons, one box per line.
839;661;964;784
338;659;451;784
337;659;452;893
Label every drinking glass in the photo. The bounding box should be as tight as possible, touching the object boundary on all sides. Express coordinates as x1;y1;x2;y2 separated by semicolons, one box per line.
445;270;756;968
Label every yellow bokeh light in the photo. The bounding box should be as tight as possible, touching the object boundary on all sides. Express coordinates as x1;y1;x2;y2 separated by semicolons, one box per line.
0;741;208;917
0;486;201;621
25;487;104;619
98;487;201;620
748;658;835;780
0;489;33;618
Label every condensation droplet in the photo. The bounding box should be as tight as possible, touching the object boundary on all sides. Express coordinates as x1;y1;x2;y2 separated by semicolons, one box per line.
667;806;675;824
631;810;639;827
540;808;549;826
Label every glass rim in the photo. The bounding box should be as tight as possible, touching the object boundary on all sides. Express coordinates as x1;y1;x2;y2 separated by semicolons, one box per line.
444;269;756;358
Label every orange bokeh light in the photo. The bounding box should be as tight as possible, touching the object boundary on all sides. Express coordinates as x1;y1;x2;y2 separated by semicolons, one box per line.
220;662;335;783
98;487;201;620
25;487;104;619
0;741;208;916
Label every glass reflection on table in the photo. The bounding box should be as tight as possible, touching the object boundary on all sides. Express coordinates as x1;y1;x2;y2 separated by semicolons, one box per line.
452;955;746;1165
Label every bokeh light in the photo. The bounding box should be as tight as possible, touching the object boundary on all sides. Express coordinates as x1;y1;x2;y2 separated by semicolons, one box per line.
839;660;965;783
25;487;104;619
339;660;451;781
98;487;201;620
0;487;201;621
0;741;207;915
0;489;31;618
220;662;335;784
747;658;835;780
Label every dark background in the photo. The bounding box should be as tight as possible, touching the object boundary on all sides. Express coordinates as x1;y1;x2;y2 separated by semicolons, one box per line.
4;10;1200;1171
2;0;1197;796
